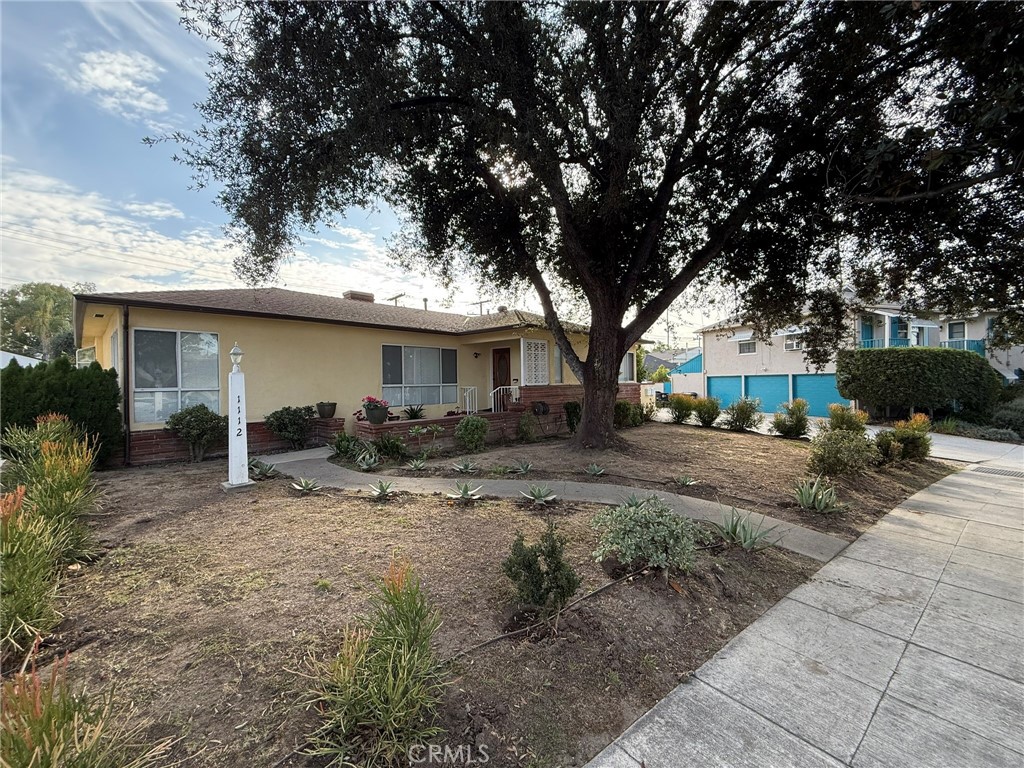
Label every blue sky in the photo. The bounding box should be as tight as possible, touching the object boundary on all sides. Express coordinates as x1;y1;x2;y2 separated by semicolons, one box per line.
0;0;701;344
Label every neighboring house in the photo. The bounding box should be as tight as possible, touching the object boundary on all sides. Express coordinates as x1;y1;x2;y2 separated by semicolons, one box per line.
73;288;641;464
1;350;43;368
689;303;1020;418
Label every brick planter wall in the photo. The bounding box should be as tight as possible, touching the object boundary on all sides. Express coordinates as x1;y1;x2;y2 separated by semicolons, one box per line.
126;416;346;466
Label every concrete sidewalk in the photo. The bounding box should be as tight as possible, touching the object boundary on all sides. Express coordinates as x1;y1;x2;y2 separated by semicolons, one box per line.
587;464;1024;768
271;448;847;562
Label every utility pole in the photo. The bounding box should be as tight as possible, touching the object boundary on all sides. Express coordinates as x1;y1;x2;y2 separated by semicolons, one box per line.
470;298;491;315
385;293;406;306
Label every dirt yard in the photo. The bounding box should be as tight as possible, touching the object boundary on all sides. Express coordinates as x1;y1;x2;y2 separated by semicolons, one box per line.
390;422;954;540
52;461;819;768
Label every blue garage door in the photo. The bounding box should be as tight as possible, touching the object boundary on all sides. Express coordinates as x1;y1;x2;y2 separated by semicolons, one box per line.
745;375;790;413
793;374;843;418
707;376;743;406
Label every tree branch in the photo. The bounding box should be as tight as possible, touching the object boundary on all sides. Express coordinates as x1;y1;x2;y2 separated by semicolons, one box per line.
849;164;1020;203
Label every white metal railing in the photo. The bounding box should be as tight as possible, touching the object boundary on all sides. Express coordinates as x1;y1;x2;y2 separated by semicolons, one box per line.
461;386;479;415
489;385;521;413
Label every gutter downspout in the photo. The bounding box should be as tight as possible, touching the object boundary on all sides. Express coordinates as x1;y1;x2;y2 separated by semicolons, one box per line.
122;305;131;466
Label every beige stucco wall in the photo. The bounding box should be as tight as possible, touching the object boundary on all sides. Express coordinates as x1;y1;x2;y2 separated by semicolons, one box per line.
79;303;604;432
702;327;844;376
941;312;1024;378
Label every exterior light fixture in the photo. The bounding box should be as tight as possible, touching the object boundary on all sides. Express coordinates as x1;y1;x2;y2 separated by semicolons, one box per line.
229;342;244;370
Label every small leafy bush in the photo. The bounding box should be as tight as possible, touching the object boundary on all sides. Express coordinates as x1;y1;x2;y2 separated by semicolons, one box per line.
807;430;880;477
770;399;810;439
304;559;444;766
454;415;488;453
265;405;317;449
331;431;355;458
1;653;171;768
954;425;1021;443
722;397;763;432
613;400;634;429
564;401;582;434
517;412;539;442
992;400;1024;436
877;418;931;462
693;396;721;427
932;415;960;435
794;476;842;513
642;402;657;422
371;433;408;461
591;496;708;572
629;403;645;427
825;403;869;434
668;394;697;424
712;509;778;550
402;404;426;420
165;404;228;462
502;521;580;615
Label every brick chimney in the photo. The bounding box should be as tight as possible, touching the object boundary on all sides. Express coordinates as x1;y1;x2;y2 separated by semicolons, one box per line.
343;291;375;302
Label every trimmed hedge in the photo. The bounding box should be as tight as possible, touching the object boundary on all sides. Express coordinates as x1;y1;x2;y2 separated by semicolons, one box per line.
836;348;1002;422
0;358;122;462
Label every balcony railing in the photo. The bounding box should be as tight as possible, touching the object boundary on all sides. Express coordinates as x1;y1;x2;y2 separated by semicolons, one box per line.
940;339;986;355
858;338;884;349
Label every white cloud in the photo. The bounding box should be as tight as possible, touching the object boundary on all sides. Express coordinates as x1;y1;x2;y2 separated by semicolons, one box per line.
122;200;184;220
55;50;169;127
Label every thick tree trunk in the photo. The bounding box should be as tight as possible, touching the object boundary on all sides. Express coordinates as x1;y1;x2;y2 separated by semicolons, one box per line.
572;322;623;450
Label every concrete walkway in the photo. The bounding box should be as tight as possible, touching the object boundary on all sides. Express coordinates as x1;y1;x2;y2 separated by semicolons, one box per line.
271;448;847;562
587;463;1024;768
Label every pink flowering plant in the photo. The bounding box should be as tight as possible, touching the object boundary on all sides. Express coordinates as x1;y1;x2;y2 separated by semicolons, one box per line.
362;395;390;410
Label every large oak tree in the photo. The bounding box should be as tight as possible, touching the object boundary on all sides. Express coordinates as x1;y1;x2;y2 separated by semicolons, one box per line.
174;1;1022;448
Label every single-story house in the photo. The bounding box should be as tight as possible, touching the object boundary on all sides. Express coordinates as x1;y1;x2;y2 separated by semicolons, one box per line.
73;288;641;464
1;350;43;368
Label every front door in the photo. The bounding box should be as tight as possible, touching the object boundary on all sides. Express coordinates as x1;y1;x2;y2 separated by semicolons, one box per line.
492;347;511;411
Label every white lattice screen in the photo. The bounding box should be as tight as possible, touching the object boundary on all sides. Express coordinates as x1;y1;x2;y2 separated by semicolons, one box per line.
523;339;549;385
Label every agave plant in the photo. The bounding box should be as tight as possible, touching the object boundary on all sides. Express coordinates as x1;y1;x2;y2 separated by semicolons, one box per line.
511;459;534;475
676;475;697;486
446;482;483;502
249;459;281;480
452;460;479;474
291;477;323;495
405;457;427;470
620;493;655;509
584;463;606;476
407;425;427;438
369;480;398;501
356;451;380;472
794;476;842;514
712;508;778;551
520;484;557;506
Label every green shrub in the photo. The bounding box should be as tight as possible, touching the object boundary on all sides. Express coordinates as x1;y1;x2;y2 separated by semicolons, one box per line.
165;404;228;462
955;425;1021;443
824;403;869;434
771;399;811;439
454;415;488;452
591;496;709;572
992;400;1024;436
564;401;582;434
371;433;409;461
794;476;843;513
613;400;634;429
668;394;696;424
517;412;539;442
693;396;721;427
932;415;960;435
305;559;444;766
0;357;122;463
629;402;644;427
502;520;581;616
722;397;763;432
1;654;172;768
836;347;1003;422
807;430;880;477
877;415;932;462
1;414;84;490
331;431;355;458
264;405;317;449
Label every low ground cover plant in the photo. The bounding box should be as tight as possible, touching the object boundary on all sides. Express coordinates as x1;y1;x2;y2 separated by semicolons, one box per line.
807;429;879;477
770;399;810;439
722;397;763;432
502;521;580;616
667;394;696;424
592;496;709;572
166;404;228;462
304;559;445;766
693;396;721;427
992;399;1024;437
265;405;317;449
454;415;488;452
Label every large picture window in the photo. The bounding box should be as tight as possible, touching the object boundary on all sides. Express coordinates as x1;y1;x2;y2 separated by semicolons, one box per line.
382;345;457;406
133;330;220;422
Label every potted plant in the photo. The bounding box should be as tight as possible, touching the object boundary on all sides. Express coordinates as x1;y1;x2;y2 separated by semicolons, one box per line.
362;395;391;425
316;401;337;418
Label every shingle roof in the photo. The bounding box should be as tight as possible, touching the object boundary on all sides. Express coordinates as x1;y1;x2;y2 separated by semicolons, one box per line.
75;287;590;336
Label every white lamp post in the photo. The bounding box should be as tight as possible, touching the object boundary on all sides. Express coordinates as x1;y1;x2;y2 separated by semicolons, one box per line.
222;342;255;492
